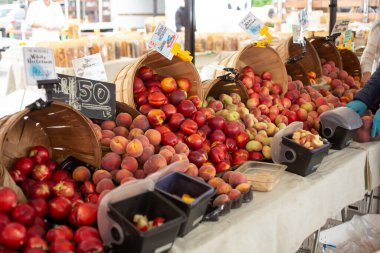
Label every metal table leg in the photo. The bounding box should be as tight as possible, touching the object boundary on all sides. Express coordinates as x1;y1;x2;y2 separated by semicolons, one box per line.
341;207;347;222
367;190;374;213
312;229;320;253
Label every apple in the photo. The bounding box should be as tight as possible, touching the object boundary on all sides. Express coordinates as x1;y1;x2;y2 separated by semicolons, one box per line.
29;146;49;165
29;182;50;200
51;170;71;183
28;198;48;218
11;203;36;226
48;197;71;220
10;169;26;184
52;180;75;199
0;223;26;249
31;164;52;182
69;203;97;226
0;187;18;212
13;157;34;176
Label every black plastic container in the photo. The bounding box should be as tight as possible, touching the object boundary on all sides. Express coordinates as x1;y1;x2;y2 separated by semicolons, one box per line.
56;156;97;174
319;123;356;150
108;191;186;253
282;134;330;177
155;172;214;237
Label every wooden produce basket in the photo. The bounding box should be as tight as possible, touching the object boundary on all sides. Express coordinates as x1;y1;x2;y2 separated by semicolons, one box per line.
0;100;102;201
114;50;202;109
339;49;362;79
310;37;343;69
202;77;248;104
285;61;310;86
214;44;288;95
276;37;322;81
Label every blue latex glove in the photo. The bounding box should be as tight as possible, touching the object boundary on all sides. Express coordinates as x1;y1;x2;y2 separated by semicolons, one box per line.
372;109;380;138
346;100;368;116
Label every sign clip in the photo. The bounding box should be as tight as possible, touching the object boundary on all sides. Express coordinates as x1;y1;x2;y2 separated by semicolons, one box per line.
171;42;193;62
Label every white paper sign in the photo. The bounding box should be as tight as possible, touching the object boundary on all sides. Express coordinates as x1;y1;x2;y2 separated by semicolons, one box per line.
148;23;178;60
72;53;107;82
239;12;264;39
344;29;352;44
292;24;304;45
331;20;350;35
23;47;57;86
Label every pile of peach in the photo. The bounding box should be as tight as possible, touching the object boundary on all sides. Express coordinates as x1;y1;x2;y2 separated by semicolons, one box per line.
320;58;361;103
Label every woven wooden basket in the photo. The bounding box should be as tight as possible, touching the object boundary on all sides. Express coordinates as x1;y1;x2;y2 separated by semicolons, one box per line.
202;78;249;104
214;44;288;95
276;37;322;79
114;50;202;109
339;49;362;79
309;37;343;69
285;62;310;86
0;100;102;201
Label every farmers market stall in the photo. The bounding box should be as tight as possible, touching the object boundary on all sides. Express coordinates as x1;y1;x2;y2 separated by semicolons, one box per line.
171;148;367;253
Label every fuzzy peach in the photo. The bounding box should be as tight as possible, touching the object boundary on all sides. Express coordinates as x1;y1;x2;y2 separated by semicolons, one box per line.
101;120;116;130
229;171;247;187
160;145;176;154
116;113;133;128
144;129;161;146
222;171;234;183
120;177;137;185
92;170;112;185
170;153;188;164
130;115;150;132
72;166;91;182
120;156;138;172
110;136;129;154
174;143;190;156
228;189;241;200
102;130;115;139
134;169;146;179
126;139;144;158
216;182;232;195
185;163;198;177
138;147;155;164
128;128;144;140
208;177;225;188
96;178;115;193
235;183;251;193
143;154;167;174
134;135;150;148
101;152;121;171
159;149;174;163
115;169;133;183
198;164;216;181
213;194;230;207
113;126;129;138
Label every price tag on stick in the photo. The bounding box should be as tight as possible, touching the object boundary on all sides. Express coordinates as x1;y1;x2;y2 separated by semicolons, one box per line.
23;47;57;86
239;12;264;39
331;20;349;35
72;53;107;82
148;23;178;60
43;74;116;120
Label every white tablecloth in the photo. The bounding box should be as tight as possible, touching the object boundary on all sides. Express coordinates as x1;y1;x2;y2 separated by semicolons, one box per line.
350;141;380;191
171;148;367;253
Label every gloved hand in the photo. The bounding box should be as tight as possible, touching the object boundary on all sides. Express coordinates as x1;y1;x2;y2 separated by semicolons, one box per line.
372;109;380;138
346;100;368;116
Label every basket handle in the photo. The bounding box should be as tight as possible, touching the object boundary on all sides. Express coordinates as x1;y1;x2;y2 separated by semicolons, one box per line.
217;68;239;82
26;99;52;111
286;44;307;64
324;33;341;42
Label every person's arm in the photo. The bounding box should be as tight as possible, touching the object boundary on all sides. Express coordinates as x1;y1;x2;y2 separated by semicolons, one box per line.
360;26;380;83
354;66;380;107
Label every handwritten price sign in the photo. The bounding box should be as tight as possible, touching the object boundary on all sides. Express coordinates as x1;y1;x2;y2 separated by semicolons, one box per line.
149;24;178;60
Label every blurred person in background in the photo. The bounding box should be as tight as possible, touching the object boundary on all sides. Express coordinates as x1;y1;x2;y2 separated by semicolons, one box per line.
25;0;65;42
360;8;380;84
175;0;185;32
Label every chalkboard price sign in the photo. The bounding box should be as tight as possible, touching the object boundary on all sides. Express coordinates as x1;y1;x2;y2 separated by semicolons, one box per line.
42;74;116;120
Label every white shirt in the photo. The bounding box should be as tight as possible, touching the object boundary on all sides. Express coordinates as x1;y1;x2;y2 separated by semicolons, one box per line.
25;0;66;42
361;20;380;74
